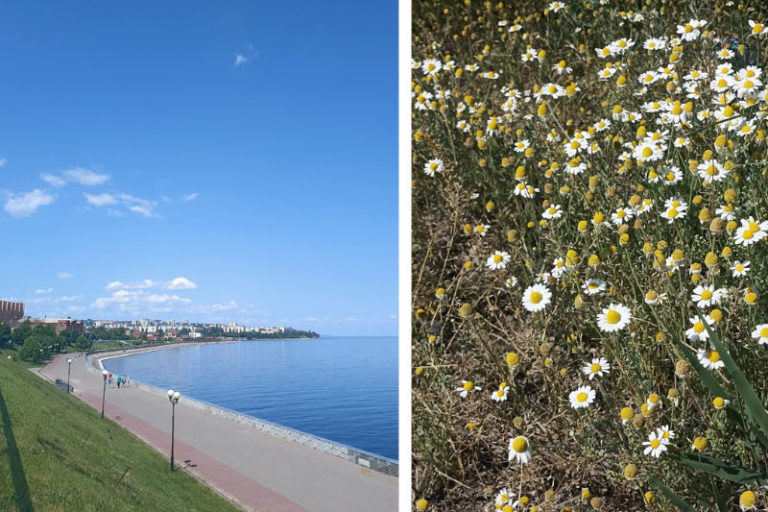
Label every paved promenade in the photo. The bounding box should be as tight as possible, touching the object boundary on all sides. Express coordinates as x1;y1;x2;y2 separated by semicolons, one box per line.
37;352;397;512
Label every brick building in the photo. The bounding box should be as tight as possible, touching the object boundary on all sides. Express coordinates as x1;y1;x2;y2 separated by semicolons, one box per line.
0;301;24;327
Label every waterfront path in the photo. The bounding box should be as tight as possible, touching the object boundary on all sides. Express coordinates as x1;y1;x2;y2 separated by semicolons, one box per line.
37;352;397;512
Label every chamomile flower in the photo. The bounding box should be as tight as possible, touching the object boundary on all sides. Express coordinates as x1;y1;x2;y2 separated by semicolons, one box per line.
491;383;510;402
751;324;768;344
644;290;666;305
508;435;531;464
656;425;675;444
660;198;688;223
582;357;611;380
505;276;518;289
421;58;442;76
686;314;714;342
697;348;725;370
731;260;750;277
749;19;766;36
522;284;552;312
457;380;481;398
643;431;668;457
646;393;662;411
583;279;606;295
597;303;632;332
495;488;515;508
697;160;726;183
611;207;634;225
424;158;444;177
691;284;727;308
542;204;563;220
486;251;511;270
569;385;596;409
734;217;768;246
474;224;490;237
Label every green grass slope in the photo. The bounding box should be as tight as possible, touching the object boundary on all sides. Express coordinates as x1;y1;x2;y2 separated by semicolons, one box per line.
0;349;241;512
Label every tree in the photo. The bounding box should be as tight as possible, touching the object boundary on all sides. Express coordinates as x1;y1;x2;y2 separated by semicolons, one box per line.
74;335;92;351
20;334;48;363
11;320;32;345
0;322;11;346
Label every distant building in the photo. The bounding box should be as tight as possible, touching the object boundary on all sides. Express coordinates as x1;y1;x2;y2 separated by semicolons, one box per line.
27;318;85;335
0;301;25;327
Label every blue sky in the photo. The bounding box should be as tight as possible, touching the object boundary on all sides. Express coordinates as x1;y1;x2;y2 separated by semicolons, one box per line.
0;1;397;336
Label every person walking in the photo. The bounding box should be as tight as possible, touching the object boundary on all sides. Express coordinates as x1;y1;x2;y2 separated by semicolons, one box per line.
108;373;113;388
117;375;122;389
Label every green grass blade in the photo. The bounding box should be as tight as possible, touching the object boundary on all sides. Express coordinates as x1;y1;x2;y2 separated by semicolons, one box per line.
676;453;768;485
647;475;696;512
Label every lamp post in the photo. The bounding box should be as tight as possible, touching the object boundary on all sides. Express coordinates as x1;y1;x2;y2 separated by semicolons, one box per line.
67;358;72;393
101;370;108;418
167;389;180;471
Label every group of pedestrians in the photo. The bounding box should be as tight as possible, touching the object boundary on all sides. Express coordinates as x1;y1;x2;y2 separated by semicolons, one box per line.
107;373;130;389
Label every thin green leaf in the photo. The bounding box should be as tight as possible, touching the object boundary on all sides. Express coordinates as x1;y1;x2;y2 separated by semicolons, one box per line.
676;453;768;485
647;475;696;512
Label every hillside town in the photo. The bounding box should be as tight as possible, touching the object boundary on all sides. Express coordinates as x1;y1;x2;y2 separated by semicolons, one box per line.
0;299;313;342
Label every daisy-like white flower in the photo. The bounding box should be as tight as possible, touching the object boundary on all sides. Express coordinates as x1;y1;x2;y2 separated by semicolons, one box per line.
646;393;662;411
542;204;562;220
611;207;634;225
698;348;725;370
582;357;611;380
513;139;530;153
486;251;511;270
505;276;518;289
508;435;531;464
569;385;596;409
644;290;666;305
456;380;481;398
751;324;768;344
697;160;726;184
677;19;706;42
643;38;667;51
597;303;632;332
731;260;750;277
514;182;538;198
749;19;766;36
643;431;668;457
660;198;688;223
474;224;489;237
423;158;444;177
421;58;442;76
491;383;510;402
583;279;606;295
551;258;566;278
686;314;714;342
734;217;768;246
656;425;675;444
522;284;552;312
495;488;515;508
548;1;566;12
691;284;727;308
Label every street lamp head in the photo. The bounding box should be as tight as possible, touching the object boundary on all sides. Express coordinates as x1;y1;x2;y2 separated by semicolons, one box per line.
173;391;180;401
102;370;108;377
67;359;72;364
167;389;174;398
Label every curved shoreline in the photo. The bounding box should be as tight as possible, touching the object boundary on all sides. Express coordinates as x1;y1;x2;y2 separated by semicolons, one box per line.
87;341;398;476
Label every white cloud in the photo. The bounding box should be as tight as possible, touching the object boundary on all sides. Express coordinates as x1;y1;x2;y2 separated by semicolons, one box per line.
211;300;237;311
106;279;157;290
183;193;199;201
58;272;74;279
0;157;6;167
120;194;158;218
35;288;53;294
92;289;191;312
41;173;67;187
62;167;110;186
165;277;197;290
43;167;110;187
84;192;118;206
234;54;248;66
4;189;55;218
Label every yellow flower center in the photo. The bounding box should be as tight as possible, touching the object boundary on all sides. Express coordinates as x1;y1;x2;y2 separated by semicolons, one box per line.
577;392;588;402
671;104;683;115
493;254;503;263
668;208;678;218
723;106;734;117
512;437;528;452
496;389;504;397
743;229;754;240
650;439;661;449
701;290;712;300
606;310;621;324
684;24;693;33
641;147;653;158
694;322;705;333
530;292;543;304
463;381;474;391
665;172;676;181
429;162;438;171
753;24;764;34
708;351;720;362
646;291;657;300
590;363;601;373
760;327;768;338
713;397;724;408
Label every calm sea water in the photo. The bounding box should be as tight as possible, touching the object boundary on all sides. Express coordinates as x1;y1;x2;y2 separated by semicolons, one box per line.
103;336;398;460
